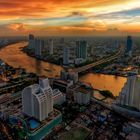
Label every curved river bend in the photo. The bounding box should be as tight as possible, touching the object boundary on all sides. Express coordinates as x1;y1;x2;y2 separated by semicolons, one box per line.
0;42;126;96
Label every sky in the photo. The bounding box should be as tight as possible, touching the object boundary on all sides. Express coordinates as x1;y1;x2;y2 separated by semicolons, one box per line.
0;0;140;36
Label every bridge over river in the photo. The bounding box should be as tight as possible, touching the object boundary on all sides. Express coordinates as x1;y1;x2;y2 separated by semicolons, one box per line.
73;44;124;73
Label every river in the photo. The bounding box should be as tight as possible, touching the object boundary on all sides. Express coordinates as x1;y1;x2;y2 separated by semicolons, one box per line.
0;42;127;96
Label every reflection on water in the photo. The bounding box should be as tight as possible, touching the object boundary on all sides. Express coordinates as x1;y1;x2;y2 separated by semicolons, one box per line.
0;42;63;77
0;42;127;96
80;73;127;96
35;60;41;74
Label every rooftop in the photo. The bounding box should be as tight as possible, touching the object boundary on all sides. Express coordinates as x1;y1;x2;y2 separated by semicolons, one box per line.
126;133;140;140
9;109;61;133
53;89;62;96
76;85;93;94
131;122;140;129
26;109;61;133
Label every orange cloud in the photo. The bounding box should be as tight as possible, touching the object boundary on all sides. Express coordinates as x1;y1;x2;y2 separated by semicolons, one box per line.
0;0;140;36
0;0;134;19
118;24;140;33
7;23;28;32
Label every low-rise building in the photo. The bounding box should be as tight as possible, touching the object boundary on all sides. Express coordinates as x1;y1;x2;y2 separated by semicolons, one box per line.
123;122;140;134
53;89;66;105
74;85;93;105
53;79;73;93
126;133;140;140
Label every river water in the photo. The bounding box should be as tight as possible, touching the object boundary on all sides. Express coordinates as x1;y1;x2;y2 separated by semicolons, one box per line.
0;42;127;96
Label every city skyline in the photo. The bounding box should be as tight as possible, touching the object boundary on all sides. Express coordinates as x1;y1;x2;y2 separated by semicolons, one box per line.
0;0;140;36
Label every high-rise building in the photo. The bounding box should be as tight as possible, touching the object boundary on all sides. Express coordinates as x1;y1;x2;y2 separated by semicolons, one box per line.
60;38;65;44
28;34;35;49
49;39;54;55
76;41;87;59
126;36;133;53
60;70;68;80
117;75;140;111
35;38;42;56
29;34;34;40
63;47;69;66
41;39;45;49
39;78;53;113
22;78;53;121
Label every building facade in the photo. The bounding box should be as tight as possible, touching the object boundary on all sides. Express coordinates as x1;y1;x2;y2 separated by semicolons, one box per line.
63;47;69;66
28;34;35;49
53;89;66;105
76;41;87;59
74;86;92;105
126;36;133;54
49;39;54;55
35;38;42;56
22;78;53;121
117;75;140;111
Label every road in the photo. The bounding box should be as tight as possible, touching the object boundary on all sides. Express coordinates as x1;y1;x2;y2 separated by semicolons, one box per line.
74;44;124;73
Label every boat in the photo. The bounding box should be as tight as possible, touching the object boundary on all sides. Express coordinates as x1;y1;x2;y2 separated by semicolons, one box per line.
44;68;52;72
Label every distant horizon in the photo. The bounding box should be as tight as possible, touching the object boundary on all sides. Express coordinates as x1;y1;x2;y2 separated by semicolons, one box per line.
0;31;140;37
0;35;139;38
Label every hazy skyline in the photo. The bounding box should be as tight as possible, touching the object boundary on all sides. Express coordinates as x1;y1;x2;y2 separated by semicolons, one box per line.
0;0;140;36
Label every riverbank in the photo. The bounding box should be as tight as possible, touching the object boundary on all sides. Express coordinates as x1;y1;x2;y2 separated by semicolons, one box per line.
80;72;126;96
93;71;127;77
23;46;95;68
16;44;128;79
22;45;116;69
0;59;38;95
23;45;130;79
0;41;21;50
22;46;67;67
0;42;127;96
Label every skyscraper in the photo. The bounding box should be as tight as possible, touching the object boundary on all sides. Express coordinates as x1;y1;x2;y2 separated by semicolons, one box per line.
41;39;45;49
48;39;54;55
126;36;133;53
35;38;42;56
22;78;53;121
76;41;87;59
29;34;34;40
28;34;35;49
39;78;53;113
117;75;140;111
63;47;69;66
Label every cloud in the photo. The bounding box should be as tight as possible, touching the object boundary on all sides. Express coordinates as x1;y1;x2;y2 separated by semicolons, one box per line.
7;23;28;32
95;8;140;20
0;0;140;36
0;0;136;19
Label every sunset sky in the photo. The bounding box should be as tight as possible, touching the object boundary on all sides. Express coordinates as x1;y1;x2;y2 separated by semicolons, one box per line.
0;0;140;36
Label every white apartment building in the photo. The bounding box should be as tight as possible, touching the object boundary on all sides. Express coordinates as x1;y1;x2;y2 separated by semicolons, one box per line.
22;78;53;121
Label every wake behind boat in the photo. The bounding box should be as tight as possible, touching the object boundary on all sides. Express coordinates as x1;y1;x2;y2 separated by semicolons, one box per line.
44;68;52;72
